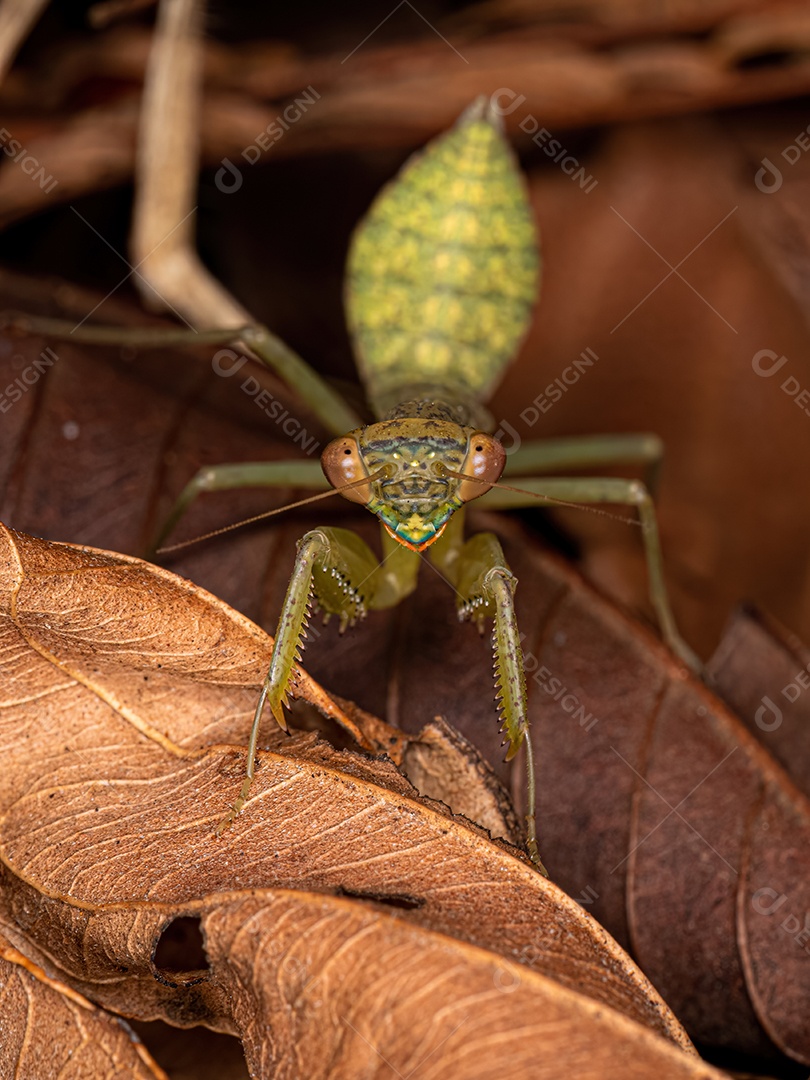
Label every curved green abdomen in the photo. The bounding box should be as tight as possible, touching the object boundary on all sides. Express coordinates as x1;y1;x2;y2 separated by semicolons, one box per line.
346;99;540;418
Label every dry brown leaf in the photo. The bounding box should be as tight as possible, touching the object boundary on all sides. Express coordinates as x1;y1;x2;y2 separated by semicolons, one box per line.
0;523;709;1075
0;929;168;1080
306;496;810;1063
446;512;810;1066
708;606;810;799
196;888;723;1080
487;116;810;659
398;716;522;843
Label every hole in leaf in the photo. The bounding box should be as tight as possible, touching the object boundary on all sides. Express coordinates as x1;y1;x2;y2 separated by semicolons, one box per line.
338;885;425;910
152;916;210;986
130;1019;249;1079
286;698;362;752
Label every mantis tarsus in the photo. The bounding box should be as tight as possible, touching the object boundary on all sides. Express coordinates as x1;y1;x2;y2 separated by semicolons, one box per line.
5;98;697;874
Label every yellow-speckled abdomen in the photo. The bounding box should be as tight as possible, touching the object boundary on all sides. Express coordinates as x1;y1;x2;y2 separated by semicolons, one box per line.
345;99;540;419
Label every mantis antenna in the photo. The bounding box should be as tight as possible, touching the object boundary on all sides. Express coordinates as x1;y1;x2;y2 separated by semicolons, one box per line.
158;465;644;556
156;470;389;553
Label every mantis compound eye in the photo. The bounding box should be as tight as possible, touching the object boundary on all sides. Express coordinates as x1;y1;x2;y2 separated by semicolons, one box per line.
321;436;372;505
456;433;506;503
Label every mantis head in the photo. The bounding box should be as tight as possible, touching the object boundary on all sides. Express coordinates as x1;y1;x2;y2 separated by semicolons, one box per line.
321;418;505;551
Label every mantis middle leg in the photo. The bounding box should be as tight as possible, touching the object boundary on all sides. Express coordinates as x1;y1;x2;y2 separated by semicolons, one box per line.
149;458;328;556
480;460;699;670
504;432;663;495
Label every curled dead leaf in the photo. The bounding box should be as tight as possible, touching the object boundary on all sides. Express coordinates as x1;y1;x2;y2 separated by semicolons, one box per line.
708;606;810;798
0;929;168;1080
199;887;723;1080
0;523;708;1076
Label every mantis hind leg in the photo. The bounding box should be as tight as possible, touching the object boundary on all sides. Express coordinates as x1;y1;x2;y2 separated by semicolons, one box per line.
216;526;419;833
451;531;546;875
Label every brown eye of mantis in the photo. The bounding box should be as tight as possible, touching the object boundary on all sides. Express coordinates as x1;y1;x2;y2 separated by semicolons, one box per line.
321;436;372;505
456;432;506;503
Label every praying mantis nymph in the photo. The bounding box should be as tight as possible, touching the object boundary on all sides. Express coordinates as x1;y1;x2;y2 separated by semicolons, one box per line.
153;97;697;873
4;97;698;874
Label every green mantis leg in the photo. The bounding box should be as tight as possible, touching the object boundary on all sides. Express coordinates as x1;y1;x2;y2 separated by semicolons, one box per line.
217;526;420;832
504;433;663;495
149;458;328;556
430;515;545;874
0;313;362;438
479;474;699;671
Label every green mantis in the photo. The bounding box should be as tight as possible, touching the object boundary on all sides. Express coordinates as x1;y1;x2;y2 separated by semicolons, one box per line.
4;97;697;874
149;98;695;871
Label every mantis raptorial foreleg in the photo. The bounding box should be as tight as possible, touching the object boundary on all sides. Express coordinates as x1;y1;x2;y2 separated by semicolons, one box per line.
218;511;546;871
456;535;541;871
216;526;420;832
428;516;543;872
